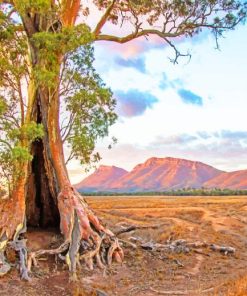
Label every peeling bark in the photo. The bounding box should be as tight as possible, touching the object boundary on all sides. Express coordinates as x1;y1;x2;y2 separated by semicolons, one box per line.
0;88;123;278
0;8;123;280
0;52;122;283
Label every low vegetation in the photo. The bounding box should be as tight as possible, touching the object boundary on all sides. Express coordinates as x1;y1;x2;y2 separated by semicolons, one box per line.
81;188;247;196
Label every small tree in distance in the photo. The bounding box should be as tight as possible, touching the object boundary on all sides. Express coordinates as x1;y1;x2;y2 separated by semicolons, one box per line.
0;0;246;280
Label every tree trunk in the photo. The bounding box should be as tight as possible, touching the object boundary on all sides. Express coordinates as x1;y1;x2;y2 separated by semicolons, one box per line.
26;88;61;228
0;22;123;281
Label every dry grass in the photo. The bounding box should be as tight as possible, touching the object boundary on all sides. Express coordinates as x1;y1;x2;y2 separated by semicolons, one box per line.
87;195;247;296
1;195;247;296
223;273;247;296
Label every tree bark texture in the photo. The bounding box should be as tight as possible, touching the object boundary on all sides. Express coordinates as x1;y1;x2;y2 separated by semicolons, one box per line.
0;12;123;280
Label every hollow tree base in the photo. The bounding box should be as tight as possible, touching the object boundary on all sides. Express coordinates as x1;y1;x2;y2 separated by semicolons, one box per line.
0;186;123;280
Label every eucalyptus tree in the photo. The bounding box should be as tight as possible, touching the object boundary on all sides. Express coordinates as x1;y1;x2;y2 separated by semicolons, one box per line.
0;0;246;280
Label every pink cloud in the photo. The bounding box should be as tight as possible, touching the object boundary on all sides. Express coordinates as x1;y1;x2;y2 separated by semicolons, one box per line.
98;35;166;59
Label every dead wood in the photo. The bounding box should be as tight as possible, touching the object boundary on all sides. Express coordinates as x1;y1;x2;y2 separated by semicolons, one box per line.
141;239;190;253
210;244;236;255
118;239;137;249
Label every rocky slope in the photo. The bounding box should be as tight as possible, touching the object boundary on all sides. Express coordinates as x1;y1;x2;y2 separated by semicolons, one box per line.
74;165;128;191
75;157;225;192
203;169;247;189
109;157;223;192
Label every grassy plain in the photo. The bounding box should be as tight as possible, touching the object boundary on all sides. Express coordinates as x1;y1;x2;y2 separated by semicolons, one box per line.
1;195;247;295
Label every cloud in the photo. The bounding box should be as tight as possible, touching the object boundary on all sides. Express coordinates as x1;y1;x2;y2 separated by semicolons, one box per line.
159;76;185;91
115;89;158;118
116;129;247;171
151;130;247;148
115;57;146;73
148;130;247;169
153;134;198;146
177;89;203;106
97;36;165;59
218;130;247;140
159;73;169;90
70;128;247;182
95;129;247;173
197;131;211;140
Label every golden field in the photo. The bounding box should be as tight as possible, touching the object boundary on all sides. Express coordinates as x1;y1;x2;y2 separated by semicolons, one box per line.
1;195;247;296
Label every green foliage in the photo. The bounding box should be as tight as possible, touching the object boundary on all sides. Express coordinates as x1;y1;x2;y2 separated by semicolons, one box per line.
32;25;93;87
0;120;44;193
94;0;247;51
61;44;117;166
11;146;33;162
0;11;28;89
32;25;92;54
15;0;51;15
0;2;117;187
9;122;44;142
0;97;7;115
1;0;245;192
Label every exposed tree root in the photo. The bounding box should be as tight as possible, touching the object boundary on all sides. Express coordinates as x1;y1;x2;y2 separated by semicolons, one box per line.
26;232;122;282
0;185;124;280
0;249;11;277
55;185;123;280
0;228;30;280
27;241;70;272
0;185;28;279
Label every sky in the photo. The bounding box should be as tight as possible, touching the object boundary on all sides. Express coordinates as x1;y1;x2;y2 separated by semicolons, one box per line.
68;19;247;184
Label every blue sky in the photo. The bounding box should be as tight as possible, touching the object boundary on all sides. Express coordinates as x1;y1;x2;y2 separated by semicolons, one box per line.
68;24;247;183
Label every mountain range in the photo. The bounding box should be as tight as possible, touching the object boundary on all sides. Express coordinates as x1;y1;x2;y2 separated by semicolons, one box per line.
74;157;247;192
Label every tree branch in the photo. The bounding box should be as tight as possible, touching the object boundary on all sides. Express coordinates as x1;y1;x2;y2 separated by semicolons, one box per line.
61;0;80;26
93;0;117;36
61;113;75;143
95;29;181;43
17;80;25;126
65;150;75;165
0;139;12;151
164;37;191;64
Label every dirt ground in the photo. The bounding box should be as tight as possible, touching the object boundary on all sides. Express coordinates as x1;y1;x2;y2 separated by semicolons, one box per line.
1;196;247;296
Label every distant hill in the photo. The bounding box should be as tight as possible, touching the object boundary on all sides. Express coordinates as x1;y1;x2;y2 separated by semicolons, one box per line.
74;165;128;192
203;169;247;189
109;157;223;192
75;157;227;192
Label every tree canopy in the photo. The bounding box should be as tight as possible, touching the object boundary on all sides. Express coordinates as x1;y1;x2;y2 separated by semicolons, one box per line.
0;0;246;193
0;5;117;193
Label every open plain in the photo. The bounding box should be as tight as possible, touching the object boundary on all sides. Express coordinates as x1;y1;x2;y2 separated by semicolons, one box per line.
1;195;247;296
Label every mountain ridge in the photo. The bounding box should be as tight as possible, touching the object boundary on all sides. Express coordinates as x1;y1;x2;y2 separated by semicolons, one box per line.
204;169;247;189
73;156;247;192
108;157;223;192
74;165;128;191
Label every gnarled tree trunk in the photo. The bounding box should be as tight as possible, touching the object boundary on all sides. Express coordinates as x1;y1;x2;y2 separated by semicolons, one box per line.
0;13;123;281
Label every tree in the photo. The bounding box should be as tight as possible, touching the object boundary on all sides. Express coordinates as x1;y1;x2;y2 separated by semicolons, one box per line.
0;0;246;280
